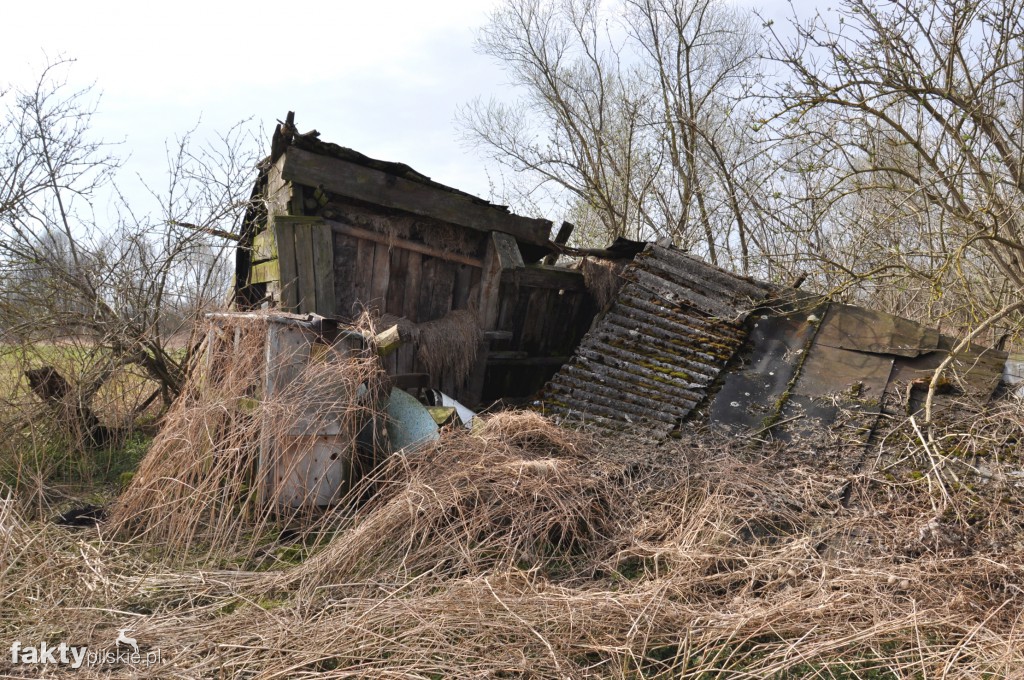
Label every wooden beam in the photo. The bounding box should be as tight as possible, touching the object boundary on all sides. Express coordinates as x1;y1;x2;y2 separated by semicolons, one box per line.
503;265;586;291
328;220;483;268
467;231;524;406
283;146;553;246
477;232;522;331
543;221;574;265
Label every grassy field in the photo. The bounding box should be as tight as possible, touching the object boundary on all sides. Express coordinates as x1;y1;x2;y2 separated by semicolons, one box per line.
0;328;1022;677
0;342;156;511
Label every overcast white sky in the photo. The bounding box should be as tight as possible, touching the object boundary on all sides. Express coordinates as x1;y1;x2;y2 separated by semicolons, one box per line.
2;0;804;221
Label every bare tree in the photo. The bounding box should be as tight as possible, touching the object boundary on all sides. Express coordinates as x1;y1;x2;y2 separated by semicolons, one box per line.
767;0;1024;335
461;0;768;269
0;60;258;444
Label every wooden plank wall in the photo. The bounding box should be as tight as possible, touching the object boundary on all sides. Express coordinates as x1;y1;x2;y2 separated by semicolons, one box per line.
250;216;336;316
248;201;596;405
330;222;485;401
482;270;596;402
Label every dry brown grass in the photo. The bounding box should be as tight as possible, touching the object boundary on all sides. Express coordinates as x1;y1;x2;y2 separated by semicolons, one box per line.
582;257;627;310
106;314;388;561
0;341;157;517
414;308;482;385
1;367;1023;676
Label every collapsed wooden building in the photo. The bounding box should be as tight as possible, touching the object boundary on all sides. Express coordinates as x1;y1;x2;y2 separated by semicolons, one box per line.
233;113;598;407
234;114;1012;448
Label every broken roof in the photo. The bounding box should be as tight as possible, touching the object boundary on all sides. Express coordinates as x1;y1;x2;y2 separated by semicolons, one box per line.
539;244;1009;443
264;112;553;247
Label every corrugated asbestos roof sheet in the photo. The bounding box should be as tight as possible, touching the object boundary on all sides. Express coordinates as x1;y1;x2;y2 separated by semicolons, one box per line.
538;244;779;437
539;243;1009;444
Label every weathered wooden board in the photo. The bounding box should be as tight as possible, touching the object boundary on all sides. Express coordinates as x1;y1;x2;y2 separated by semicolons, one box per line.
332;231;359;319
416;257;439;324
252;229;277;262
453;264;474;310
312;222;336;317
269;216;332;313
294;222;317;314
404;252;423;322
265;156;292;217
477;232;524;331
283;146;552;246
351;237;375;314
520;287;551;354
251;259;280;284
385;247;409;317
274;219;299;311
368;242;391;313
427;260;456;320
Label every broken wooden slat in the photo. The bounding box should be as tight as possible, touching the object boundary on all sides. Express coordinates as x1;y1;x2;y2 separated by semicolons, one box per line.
374;325;403;357
265;156;293;217
250;259;280;284
283;146;552;246
543;221;574;266
252;229;277;262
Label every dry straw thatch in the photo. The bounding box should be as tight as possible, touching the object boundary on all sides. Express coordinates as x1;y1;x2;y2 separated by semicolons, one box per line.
2;357;1024;676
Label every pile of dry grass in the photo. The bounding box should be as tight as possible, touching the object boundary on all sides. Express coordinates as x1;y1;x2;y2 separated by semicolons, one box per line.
105;314;387;561
377;308;483;385
582;257;627;310
413;308;482;385
286;411;612;588
1;407;1023;677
